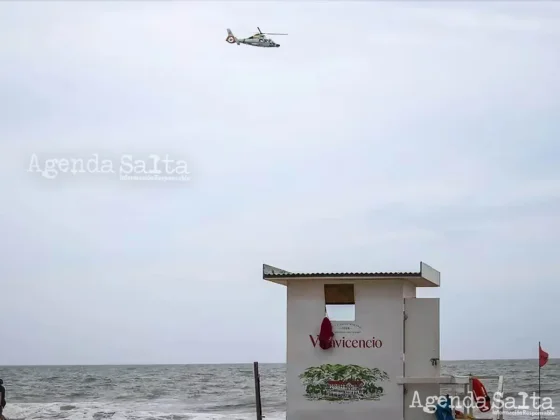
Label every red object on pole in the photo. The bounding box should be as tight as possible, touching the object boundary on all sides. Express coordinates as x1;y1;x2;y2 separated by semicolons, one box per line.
318;317;334;350
472;378;492;413
539;344;549;368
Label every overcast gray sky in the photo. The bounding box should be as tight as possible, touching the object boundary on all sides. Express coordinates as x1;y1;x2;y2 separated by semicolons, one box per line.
1;1;559;365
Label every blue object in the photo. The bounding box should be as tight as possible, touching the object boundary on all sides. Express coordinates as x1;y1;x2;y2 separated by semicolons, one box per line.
435;395;454;420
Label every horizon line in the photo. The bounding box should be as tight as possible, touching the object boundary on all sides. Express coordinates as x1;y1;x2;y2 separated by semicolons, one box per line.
1;358;556;368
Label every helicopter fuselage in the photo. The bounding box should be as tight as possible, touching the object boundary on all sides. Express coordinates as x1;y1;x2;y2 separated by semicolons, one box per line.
238;37;280;48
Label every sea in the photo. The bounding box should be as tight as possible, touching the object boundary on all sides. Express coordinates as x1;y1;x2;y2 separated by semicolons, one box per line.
0;360;558;420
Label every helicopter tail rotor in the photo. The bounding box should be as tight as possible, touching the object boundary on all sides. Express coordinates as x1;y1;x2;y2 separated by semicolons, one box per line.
225;28;236;44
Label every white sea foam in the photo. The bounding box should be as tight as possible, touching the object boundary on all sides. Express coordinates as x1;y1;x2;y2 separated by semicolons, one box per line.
4;403;285;420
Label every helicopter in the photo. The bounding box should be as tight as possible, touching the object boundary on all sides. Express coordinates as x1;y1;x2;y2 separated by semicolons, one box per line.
225;27;287;48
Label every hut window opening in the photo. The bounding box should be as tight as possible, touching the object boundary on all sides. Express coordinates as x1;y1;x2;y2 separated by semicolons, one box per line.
324;284;355;321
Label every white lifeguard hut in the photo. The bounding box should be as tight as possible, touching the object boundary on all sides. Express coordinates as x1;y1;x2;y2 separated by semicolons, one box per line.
263;262;504;420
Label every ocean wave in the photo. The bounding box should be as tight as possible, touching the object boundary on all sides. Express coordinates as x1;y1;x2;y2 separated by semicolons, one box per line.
2;362;556;420
4;402;286;420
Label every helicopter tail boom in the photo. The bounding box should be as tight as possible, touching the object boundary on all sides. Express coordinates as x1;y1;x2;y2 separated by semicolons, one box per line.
225;28;237;44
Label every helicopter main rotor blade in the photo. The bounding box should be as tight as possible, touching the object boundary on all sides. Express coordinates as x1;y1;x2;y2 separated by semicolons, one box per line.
263;33;288;35
257;27;262;33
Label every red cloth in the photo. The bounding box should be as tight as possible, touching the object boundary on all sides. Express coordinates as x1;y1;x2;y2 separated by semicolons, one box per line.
539;344;549;368
319;317;334;350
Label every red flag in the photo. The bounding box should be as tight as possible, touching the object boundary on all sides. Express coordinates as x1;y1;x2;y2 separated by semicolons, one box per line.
539;344;549;368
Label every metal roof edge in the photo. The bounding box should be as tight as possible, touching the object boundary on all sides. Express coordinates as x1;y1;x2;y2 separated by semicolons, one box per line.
263;262;440;287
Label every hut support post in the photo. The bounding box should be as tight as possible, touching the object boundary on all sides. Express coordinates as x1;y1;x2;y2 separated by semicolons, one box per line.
253;361;263;420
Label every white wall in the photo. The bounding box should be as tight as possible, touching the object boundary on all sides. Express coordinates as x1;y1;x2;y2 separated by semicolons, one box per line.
404;298;440;420
403;281;416;298
286;279;407;420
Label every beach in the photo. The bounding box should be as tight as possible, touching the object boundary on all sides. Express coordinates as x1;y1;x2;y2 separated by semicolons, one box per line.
1;360;558;420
